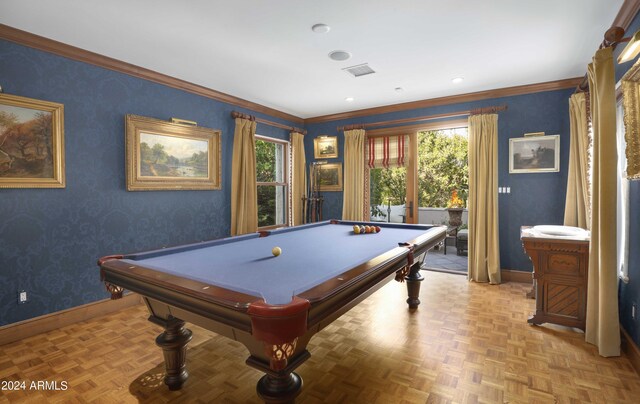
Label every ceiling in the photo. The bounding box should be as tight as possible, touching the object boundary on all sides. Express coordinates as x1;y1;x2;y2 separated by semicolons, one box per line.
0;0;625;119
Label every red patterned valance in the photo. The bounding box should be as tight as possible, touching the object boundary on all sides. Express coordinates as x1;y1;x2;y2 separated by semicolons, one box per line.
367;135;408;169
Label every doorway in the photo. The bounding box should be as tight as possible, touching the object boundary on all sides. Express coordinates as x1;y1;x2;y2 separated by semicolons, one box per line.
364;120;469;274
418;126;469;274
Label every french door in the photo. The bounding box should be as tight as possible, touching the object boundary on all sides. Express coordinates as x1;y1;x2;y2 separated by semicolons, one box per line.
364;119;468;225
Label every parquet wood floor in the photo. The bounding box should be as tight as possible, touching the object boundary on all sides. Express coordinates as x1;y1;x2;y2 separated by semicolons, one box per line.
1;272;639;403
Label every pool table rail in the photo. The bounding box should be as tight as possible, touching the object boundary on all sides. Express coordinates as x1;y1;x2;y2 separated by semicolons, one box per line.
100;258;262;310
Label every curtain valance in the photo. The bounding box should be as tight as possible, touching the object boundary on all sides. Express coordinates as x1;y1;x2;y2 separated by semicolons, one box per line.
367;135;408;169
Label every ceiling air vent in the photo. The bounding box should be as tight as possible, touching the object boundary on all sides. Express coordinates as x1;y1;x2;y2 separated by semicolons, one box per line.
343;63;375;77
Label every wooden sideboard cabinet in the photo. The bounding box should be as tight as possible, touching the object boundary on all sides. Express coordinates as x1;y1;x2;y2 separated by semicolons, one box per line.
520;227;589;330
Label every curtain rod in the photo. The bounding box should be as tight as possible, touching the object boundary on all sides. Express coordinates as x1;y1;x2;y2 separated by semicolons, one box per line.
231;111;306;134
576;26;629;93
336;105;508;132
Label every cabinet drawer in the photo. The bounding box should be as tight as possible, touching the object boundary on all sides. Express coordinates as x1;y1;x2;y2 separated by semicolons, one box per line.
544;252;584;277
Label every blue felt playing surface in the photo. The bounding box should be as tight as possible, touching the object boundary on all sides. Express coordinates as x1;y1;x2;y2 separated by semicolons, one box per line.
123;222;435;304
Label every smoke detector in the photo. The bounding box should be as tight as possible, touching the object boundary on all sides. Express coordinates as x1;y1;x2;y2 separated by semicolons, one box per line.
328;50;352;61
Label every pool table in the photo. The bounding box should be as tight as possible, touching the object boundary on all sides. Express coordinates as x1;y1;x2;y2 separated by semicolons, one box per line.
98;220;445;403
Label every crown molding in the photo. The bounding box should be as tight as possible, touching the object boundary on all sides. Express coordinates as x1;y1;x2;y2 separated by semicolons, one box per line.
304;78;582;124
0;22;601;127
0;24;304;125
613;0;640;31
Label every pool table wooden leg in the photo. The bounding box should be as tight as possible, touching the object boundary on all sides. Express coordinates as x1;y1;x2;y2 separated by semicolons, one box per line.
153;316;193;391
405;261;424;309
256;372;303;404
247;350;310;404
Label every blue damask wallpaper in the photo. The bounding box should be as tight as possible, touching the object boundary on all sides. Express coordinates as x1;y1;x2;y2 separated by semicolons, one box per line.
0;39;296;326
304;89;573;272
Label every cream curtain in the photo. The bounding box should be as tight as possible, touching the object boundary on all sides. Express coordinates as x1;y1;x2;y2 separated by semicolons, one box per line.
467;114;501;284
230;118;258;236
290;132;306;226
585;47;620;357
564;93;591;229
342;129;366;221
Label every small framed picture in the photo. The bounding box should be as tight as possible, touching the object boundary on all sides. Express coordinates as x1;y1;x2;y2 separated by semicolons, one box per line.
509;135;560;174
314;136;338;159
313;162;342;191
0;93;65;188
125;114;221;191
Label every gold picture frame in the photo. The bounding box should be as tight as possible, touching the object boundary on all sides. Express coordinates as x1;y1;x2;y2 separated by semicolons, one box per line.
125;114;221;191
621;58;640;180
313;162;343;191
0;93;65;188
313;136;338;159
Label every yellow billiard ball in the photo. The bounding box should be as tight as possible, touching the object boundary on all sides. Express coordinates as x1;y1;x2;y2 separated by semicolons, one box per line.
272;247;282;256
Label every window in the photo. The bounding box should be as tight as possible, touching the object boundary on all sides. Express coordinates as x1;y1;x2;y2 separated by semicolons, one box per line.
256;135;290;229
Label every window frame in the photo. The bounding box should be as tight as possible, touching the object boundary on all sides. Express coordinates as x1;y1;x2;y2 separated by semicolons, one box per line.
255;134;291;230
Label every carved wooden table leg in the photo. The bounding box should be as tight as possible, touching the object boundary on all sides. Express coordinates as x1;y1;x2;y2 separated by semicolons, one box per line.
526;278;536;299
526;265;543;325
247;350;309;404
154;316;193;390
405;261;424;309
256;371;303;404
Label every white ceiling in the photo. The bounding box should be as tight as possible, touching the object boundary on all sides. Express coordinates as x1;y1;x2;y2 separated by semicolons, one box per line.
0;0;624;119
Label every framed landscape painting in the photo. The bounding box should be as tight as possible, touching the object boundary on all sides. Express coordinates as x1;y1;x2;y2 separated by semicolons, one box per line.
0;93;65;188
509;135;560;174
314;136;338;159
125;114;221;191
315;162;342;191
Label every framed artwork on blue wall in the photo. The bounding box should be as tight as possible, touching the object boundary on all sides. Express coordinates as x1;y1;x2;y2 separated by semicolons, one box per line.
314;136;338;159
125;114;221;191
313;162;342;191
509;135;560;174
0;93;65;188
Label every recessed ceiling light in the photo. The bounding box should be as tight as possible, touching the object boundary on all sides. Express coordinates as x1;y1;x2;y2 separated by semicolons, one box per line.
329;50;352;61
311;23;330;34
452;77;464;84
345;97;354;102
